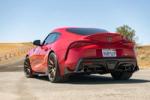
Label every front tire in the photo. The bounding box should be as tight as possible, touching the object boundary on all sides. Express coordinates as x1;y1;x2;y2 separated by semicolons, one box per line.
111;72;133;80
24;57;33;78
47;52;67;83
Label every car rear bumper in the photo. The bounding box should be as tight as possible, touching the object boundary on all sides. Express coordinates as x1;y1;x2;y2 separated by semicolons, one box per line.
64;57;139;75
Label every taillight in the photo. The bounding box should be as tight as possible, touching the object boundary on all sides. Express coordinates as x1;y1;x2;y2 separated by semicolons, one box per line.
69;41;93;49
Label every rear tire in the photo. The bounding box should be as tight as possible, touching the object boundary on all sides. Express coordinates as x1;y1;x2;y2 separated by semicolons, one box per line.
47;52;68;83
24;57;34;78
111;72;132;80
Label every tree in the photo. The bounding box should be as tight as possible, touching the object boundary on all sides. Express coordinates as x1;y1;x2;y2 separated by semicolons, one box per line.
116;25;136;42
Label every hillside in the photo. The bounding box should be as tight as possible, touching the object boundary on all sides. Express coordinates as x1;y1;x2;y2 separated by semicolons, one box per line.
137;45;150;68
0;43;33;65
0;43;150;68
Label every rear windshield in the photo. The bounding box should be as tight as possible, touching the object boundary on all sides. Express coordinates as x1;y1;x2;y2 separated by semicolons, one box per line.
67;28;108;35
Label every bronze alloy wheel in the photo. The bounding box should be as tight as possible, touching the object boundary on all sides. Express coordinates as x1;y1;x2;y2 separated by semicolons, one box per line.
48;57;57;81
24;57;33;78
47;52;68;83
47;53;61;83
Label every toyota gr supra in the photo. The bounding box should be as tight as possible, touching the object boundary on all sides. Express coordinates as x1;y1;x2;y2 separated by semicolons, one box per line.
24;27;139;83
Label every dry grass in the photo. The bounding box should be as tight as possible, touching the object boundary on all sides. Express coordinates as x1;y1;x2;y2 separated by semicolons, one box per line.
137;45;150;68
0;43;33;65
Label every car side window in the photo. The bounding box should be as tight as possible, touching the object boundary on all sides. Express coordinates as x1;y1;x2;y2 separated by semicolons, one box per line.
43;32;60;45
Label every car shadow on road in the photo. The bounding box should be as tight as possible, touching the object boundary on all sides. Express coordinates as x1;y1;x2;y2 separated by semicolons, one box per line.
35;74;150;85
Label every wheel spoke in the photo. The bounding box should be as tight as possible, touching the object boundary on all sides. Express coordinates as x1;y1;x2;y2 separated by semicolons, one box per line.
49;59;54;65
49;68;55;78
48;64;52;67
24;63;28;67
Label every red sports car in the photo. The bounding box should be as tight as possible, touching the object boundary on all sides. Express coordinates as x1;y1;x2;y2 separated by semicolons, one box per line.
24;27;139;83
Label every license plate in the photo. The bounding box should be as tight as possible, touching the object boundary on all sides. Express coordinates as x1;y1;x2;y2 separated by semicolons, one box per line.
102;49;116;57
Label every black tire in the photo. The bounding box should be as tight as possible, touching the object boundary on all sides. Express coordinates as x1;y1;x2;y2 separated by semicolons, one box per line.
47;52;67;83
24;57;34;78
111;72;133;80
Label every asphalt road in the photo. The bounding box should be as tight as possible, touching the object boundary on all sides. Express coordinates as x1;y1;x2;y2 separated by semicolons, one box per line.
0;60;150;100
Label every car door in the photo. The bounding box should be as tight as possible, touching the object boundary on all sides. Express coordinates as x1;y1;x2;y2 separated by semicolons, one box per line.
32;32;60;72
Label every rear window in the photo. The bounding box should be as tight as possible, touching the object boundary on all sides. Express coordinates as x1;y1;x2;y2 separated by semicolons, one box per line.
67;28;108;35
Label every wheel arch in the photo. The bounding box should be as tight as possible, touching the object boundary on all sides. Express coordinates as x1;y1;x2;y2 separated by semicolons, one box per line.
45;50;56;69
47;50;55;58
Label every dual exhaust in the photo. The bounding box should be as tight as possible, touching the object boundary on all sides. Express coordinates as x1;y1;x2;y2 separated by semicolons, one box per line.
82;63;136;73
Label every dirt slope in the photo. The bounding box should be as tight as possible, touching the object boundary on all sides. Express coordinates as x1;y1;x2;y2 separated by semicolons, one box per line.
137;45;150;68
0;43;33;65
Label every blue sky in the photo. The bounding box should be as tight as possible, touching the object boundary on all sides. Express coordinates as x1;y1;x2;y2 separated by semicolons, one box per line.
0;0;150;45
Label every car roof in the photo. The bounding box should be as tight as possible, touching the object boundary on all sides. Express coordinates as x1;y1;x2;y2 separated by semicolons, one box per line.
52;27;108;34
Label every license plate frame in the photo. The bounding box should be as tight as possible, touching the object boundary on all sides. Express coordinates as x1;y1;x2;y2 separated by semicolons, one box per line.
102;49;117;57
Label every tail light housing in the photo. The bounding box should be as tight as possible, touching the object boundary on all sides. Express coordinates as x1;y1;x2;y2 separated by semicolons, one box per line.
69;41;93;49
64;41;94;60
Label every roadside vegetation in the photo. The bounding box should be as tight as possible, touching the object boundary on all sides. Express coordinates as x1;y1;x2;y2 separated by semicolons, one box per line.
116;25;150;68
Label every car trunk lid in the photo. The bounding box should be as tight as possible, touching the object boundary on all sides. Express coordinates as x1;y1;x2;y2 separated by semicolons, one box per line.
84;33;123;43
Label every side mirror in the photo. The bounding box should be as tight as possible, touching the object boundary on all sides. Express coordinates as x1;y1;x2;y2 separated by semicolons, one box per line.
33;40;42;46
